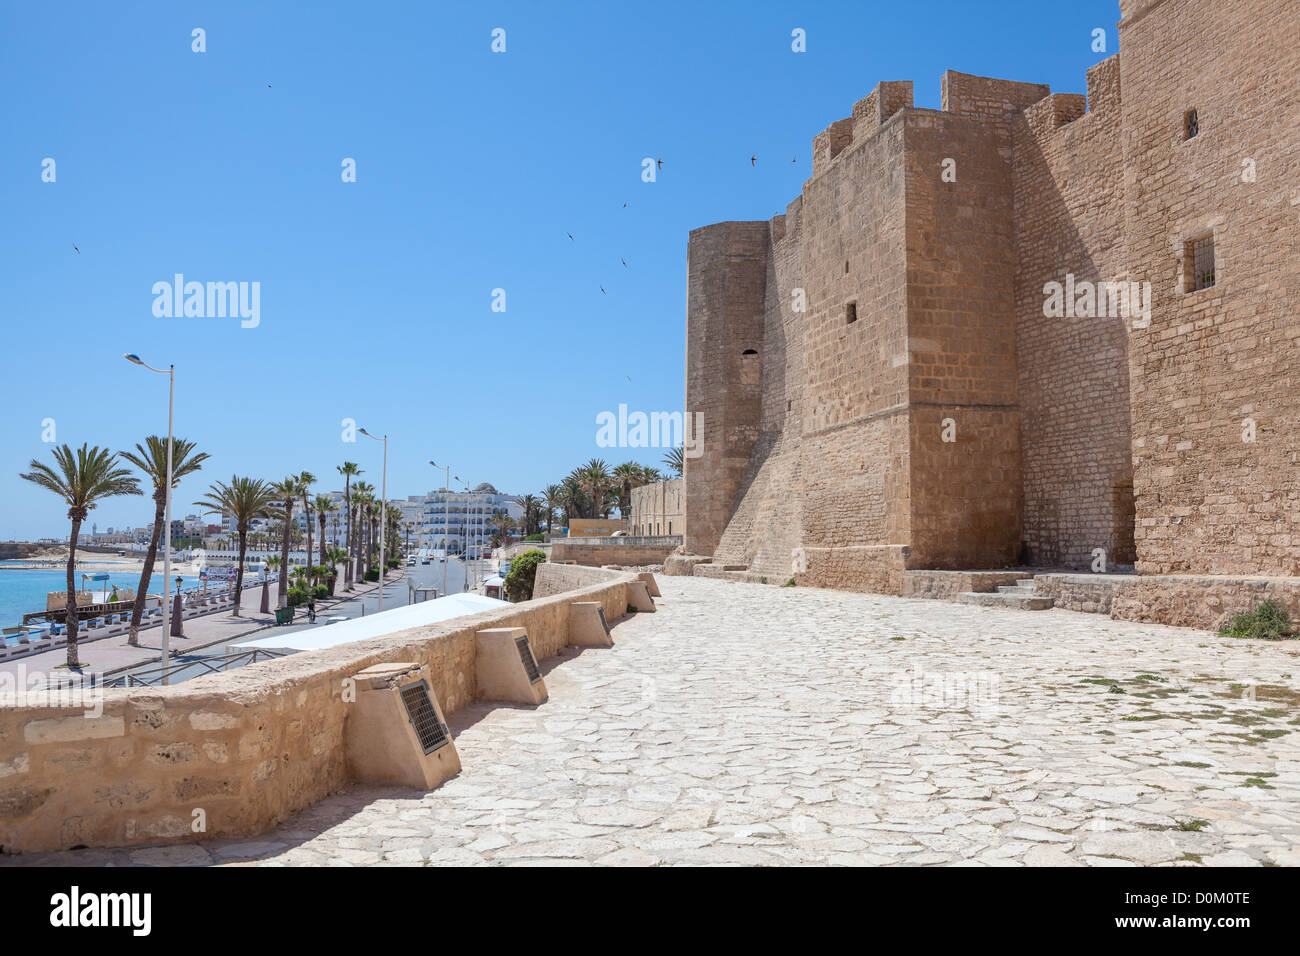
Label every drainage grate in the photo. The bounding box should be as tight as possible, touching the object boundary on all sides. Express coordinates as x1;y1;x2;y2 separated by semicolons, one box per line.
399;681;450;754
596;606;611;637
515;635;541;684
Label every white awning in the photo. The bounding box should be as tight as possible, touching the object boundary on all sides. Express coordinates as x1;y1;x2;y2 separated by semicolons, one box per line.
228;592;509;654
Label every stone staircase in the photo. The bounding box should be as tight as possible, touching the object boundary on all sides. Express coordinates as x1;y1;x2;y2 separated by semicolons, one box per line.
956;578;1054;611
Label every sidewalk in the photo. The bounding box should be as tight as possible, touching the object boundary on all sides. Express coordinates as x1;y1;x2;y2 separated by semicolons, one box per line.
0;571;401;681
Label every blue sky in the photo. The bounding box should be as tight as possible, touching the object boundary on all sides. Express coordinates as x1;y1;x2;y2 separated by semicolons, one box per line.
0;0;1120;539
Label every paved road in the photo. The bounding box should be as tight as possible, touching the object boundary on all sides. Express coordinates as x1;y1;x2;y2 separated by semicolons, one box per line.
9;575;1300;866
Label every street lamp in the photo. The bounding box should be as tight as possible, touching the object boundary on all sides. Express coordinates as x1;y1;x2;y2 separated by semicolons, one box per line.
359;428;388;613
430;461;451;597
124;353;175;682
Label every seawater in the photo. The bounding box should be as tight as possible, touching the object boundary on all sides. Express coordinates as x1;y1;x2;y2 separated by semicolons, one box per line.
0;564;198;627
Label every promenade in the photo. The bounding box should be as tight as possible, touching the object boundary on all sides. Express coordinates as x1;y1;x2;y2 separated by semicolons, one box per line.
0;572;400;682
8;575;1297;867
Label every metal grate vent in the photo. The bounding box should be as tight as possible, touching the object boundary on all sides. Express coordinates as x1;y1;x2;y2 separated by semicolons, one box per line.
596;606;611;637
399;681;450;754
515;636;541;684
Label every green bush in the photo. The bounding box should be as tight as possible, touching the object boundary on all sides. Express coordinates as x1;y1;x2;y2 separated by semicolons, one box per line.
1220;599;1294;640
525;532;544;542
364;568;379;582
386;558;400;570
504;549;547;602
287;588;307;607
311;584;329;599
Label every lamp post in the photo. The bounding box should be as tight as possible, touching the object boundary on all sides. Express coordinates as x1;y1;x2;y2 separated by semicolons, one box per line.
429;461;450;597
359;428;388;613
124;353;175;682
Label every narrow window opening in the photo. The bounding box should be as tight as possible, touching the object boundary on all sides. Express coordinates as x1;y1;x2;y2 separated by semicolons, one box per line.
844;260;850;274
742;348;758;355
1185;235;1215;291
845;301;858;325
1184;108;1199;140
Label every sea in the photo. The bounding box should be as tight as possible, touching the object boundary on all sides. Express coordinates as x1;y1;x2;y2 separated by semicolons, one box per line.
0;562;199;627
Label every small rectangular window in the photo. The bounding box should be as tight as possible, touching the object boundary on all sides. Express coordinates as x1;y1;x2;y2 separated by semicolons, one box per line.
1186;235;1215;291
846;301;858;325
1185;108;1199;140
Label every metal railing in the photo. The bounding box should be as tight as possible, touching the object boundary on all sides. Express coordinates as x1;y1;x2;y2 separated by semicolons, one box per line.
104;647;290;687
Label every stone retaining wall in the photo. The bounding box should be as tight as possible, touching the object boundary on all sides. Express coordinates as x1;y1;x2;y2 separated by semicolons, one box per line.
0;565;636;854
549;536;680;568
1034;573;1300;631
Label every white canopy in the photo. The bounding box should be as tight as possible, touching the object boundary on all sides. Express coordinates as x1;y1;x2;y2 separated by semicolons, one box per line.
229;592;509;654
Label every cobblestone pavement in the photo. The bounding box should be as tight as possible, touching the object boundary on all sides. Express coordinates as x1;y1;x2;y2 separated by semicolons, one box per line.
11;576;1300;867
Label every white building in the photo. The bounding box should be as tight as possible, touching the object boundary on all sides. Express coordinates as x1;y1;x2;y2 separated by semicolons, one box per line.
419;483;522;556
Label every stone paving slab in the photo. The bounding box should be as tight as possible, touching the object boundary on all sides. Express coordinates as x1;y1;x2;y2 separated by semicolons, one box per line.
5;576;1299;866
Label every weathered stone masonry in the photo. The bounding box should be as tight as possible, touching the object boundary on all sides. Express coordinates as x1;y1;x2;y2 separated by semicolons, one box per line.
683;0;1300;592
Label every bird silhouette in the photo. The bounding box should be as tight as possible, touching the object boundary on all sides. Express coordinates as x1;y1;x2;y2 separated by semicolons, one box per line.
751;155;757;166
791;156;797;164
73;244;80;254
656;158;663;170
567;233;574;241
622;202;628;208
600;285;607;295
621;258;628;268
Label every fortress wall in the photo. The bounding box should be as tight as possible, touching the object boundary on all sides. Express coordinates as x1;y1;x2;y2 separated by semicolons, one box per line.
1011;53;1133;569
903;109;1023;568
795;112;913;589
682;221;770;557
1120;0;1300;575
711;200;808;573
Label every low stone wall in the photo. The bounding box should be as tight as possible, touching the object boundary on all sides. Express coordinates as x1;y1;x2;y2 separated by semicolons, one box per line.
664;554;712;576
550;536;680;568
902;570;1027;600
0;565;636;854
531;562;625;599
1035;572;1300;631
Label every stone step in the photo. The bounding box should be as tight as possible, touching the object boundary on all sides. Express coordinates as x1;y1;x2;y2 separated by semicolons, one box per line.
1016;578;1036;588
957;591;1054;611
996;584;1036;595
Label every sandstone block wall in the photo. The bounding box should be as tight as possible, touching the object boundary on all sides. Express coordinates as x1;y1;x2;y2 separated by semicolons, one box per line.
683;0;1299;591
1119;0;1300;576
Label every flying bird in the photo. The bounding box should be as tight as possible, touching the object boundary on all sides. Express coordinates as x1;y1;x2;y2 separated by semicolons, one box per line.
656;158;663;170
750;155;757;166
791;156;797;164
567;233;574;241
600;285;607;295
622;202;628;208
73;244;80;254
621;258;628;268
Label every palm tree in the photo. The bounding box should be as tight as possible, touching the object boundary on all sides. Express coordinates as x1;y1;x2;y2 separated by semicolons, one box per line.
337;462;362;587
298;471;317;583
577;458;612;519
612;461;649;520
315;494;337;571
195;476;278;617
490;509;516;547
663;446;685;477
560;474;587;523
19;444;142;667
271;475;304;608
352;481;375;577
119;436;210;646
519;494;541;536
541;483;561;536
